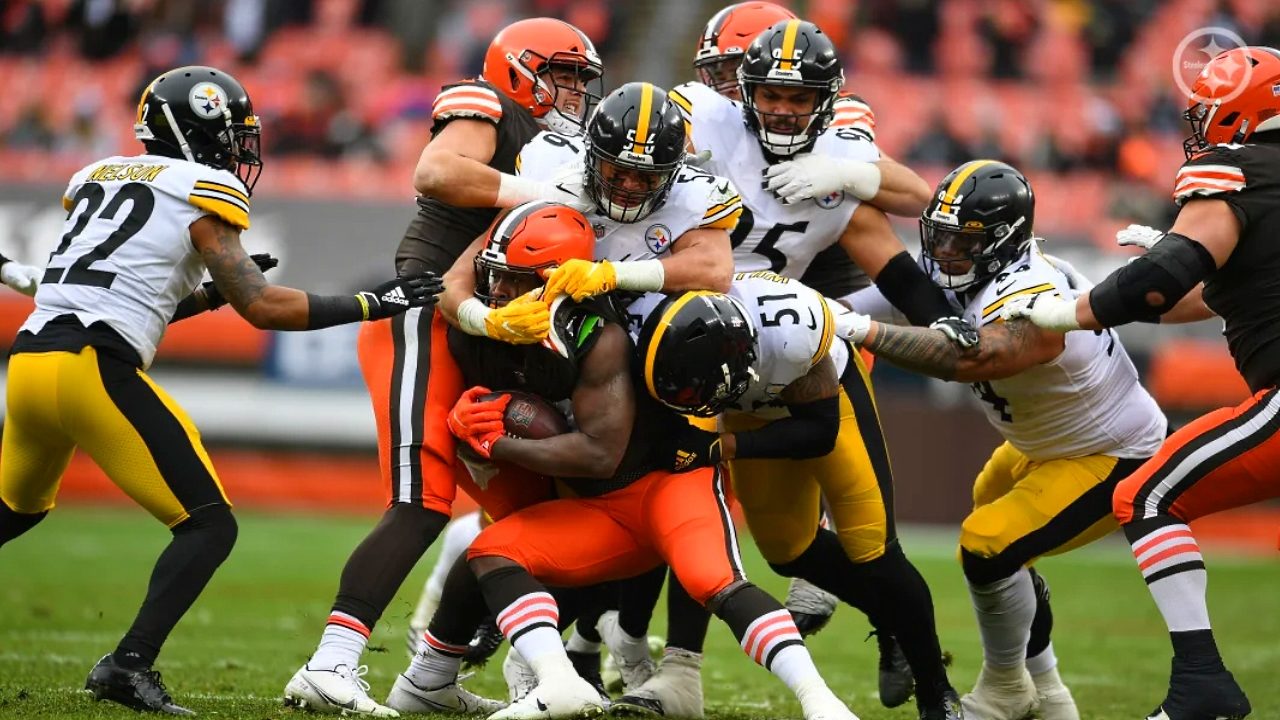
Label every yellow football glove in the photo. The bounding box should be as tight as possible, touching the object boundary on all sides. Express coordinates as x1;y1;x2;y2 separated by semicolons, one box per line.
484;289;550;344
543;259;617;301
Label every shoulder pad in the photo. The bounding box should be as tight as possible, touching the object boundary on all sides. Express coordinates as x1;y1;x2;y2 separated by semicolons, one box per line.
432;80;504;125
1174;145;1246;204
186;167;251;230
694;172;743;230
516;131;582;181
975;254;1067;325
830;92;876;140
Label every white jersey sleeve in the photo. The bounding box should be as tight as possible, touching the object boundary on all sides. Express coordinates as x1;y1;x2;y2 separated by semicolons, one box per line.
515;131;583;181
23;154;246;367
959;243;1166;460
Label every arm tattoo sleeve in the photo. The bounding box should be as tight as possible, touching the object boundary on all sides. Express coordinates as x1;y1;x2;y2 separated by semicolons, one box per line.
864;323;962;380
199;221;268;311
780;356;840;404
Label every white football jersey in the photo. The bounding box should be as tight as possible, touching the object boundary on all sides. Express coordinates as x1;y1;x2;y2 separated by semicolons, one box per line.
516;130;743;267
850;243;1166;461
22;154;251;368
668;82;880;279
627;272;845;421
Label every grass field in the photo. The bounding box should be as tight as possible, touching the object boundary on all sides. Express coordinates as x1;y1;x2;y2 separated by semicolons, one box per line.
0;506;1276;719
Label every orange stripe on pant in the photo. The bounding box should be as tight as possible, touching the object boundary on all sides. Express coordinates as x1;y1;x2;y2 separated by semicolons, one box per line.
1114;387;1280;525
468;467;741;604
356;309;463;513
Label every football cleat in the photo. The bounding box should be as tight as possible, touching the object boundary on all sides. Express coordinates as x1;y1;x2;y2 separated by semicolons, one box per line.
612;649;704;719
84;654;194;716
1031;667;1079;720
871;631;915;708
567;650;609;701
797;686;859;720
598;611;656;693
960;665;1037;720
503;649;538;703
786;578;838;636
385;673;506;715
283;663;400;717
486;673;606;720
463;616;507;668
1145;665;1251;720
917;688;963;720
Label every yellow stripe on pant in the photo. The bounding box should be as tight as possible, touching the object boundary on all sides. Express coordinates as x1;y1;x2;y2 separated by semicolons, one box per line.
960;441;1129;577
725;351;894;565
1;347;228;526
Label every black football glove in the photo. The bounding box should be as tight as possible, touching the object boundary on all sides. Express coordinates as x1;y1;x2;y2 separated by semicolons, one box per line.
667;421;723;472
204;253;280;310
929;316;980;349
358;272;445;321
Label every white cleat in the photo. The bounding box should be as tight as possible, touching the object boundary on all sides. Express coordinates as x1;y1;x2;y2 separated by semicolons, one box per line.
1031;668;1080;720
284;663;400;717
486;673;606;720
798;687;860;720
502;648;538;703
961;665;1038;720
597;611;656;693
613;649;704;719
385;673;506;715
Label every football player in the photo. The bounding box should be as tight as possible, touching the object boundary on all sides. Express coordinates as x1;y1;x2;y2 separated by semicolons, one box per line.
835;160;1169;720
0;65;440;716
675;4;935;701
617;19;971;719
444;261;858;720
1005;47;1280;720
287;19;603;716
631;273;963;720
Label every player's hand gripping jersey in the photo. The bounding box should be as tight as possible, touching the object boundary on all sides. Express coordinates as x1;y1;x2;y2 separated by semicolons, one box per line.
667;82;879;279
21;154;251;368
516;130;743;263
1174;142;1280;391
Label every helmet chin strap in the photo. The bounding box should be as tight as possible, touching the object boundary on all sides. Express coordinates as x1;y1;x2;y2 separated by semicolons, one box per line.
160;102;195;162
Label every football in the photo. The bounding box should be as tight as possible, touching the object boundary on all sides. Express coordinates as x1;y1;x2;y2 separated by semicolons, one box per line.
481;390;571;439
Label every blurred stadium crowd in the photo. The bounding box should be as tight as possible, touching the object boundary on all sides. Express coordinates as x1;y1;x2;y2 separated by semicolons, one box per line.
2;0;1279;248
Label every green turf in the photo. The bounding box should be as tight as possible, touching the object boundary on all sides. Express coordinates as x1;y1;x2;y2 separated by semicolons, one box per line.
0;506;1275;719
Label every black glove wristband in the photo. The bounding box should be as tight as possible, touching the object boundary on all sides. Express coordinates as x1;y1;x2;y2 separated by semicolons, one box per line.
305;293;365;330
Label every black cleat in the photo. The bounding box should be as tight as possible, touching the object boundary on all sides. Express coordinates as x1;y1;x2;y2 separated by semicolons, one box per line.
461;615;506;668
918;688;963;720
84;654;195;715
1146;664;1251;720
568;650;609;701
871;631;915;708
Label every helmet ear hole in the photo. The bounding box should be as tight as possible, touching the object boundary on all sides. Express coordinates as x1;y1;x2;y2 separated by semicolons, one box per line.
508;67;520;92
1218;111;1240;127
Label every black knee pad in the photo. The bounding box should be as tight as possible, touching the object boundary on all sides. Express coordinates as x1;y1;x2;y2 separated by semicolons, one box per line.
960;546;1023;587
174;504;237;560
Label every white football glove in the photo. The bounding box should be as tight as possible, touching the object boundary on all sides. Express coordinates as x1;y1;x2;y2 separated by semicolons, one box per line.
1000;293;1080;331
1;260;41;296
685;148;713;167
1115;223;1164;251
763;154;882;204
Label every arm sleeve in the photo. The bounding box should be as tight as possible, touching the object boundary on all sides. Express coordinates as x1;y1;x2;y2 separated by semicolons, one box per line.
732;396;841;460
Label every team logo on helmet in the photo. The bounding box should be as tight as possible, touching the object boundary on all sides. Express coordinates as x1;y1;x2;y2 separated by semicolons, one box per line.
645;224;673;254
815;190;844;209
1172;26;1251;105
189;82;227;119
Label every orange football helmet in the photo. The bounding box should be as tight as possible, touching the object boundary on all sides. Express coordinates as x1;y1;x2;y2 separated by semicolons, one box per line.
693;1;797;97
482;18;603;133
474;201;595;306
1183;45;1280;157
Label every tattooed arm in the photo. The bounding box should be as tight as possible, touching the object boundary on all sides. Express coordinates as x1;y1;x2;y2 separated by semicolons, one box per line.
862;316;1065;383
721;355;841;461
189;216;311;329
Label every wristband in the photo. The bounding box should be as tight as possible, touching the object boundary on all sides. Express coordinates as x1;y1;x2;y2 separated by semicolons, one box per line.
613;259;666;292
457;297;492;337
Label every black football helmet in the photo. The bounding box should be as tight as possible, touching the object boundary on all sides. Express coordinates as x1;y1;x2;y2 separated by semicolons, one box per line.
738;19;844;159
637;291;758;417
920;160;1035;292
134;65;262;193
584;82;687;223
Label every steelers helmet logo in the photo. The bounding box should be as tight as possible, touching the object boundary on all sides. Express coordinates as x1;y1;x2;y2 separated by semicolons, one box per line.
189;82;228;119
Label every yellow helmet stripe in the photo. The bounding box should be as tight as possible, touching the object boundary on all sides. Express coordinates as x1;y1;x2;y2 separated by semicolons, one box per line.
632;83;655;156
940;159;996;211
778;20;801;71
643;291;714;402
136;82;155;123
